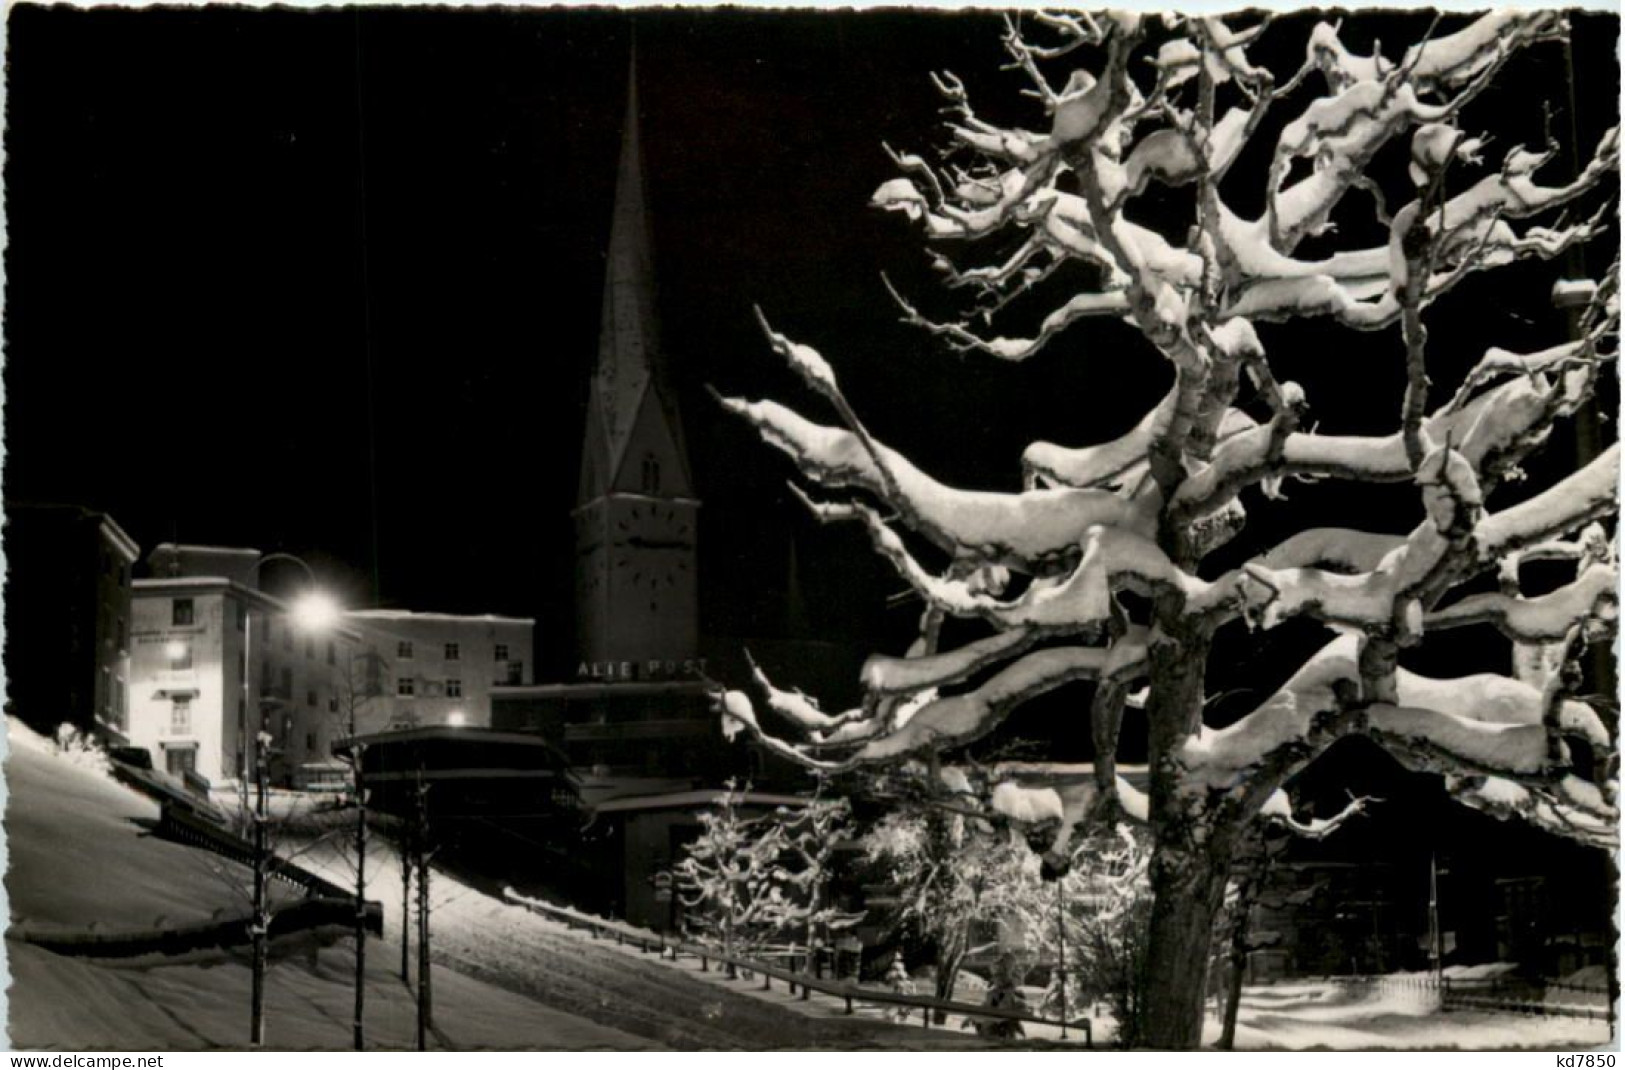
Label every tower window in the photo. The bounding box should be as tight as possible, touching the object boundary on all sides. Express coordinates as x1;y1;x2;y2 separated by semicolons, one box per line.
398;640;414;660
446;678;463;698
172;599;194;626
398;678;415;697
641;454;661;494
444;642;460;661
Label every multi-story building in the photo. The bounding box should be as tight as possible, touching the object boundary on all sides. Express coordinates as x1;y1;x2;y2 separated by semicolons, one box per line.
342;609;534;731
129;544;362;785
3;503;139;740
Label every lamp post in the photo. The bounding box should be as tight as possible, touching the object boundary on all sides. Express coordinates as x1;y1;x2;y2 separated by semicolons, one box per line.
239;552;339;1050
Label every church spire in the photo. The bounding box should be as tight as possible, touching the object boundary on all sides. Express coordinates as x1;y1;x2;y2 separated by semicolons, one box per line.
578;39;693;506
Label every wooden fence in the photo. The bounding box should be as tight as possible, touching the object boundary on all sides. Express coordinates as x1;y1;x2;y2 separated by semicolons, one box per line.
501;888;1092;1045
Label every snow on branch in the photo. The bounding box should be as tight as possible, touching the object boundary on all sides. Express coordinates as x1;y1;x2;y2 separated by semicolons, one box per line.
1426;562;1619;642
1476;444;1621;559
1184;632;1610;799
1259;788;1373;839
1448;773;1617;850
716;392;1156;568
719;637;1147;772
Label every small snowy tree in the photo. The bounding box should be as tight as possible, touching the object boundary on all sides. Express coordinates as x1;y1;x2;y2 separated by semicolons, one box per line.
717;11;1619;1048
761;793;864;973
861;797;1044;1013
675;781;787;974
1033;823;1152;1046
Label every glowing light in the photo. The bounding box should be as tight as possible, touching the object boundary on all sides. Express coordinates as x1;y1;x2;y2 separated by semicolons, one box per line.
447;711;467;727
289;591;341;633
164;641;188;661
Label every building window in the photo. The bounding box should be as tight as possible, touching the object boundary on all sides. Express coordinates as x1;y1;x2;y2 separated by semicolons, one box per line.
172;598;194;626
307;689;318;708
279;666;292;697
261;659;272;694
329;696;339;713
166;746;196;777
169;644;192;671
506;661;524;685
446;679;463;698
642;454;661;494
306;732;317;752
495;643;509;661
326;641;335;666
171;698;191;733
398;640;414;660
398;678;415;697
236;603;246;631
444;642;460;661
282;626;292;651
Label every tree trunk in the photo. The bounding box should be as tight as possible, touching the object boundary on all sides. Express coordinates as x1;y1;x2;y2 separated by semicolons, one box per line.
1141;850;1229;1049
933;927;967;1024
1140;626;1231;1050
1218;909;1247;1050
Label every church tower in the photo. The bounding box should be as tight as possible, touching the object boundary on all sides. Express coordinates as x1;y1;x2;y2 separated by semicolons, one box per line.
574;50;700;674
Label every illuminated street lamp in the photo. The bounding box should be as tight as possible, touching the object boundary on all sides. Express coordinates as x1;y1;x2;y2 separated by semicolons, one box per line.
239;551;339;1050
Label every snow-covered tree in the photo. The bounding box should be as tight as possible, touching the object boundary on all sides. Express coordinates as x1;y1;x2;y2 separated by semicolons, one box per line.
675;781;787;974
861;797;1043;1013
1045;824;1153;1047
761;792;863;972
716;11;1619;1047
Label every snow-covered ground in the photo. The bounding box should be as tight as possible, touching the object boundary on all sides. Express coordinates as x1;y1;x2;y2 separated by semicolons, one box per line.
1201;976;1613;1051
4;722;980;1049
7;721;1610;1050
4;723;304;933
292;838;993;1050
3;722;649;1050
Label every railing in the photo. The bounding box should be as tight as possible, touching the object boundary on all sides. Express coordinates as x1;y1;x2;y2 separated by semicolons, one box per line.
13;896;376;959
501;888;1091;1045
157;802;382;929
1336;973;1611;1022
182;768;213;801
1441;976;1611;1021
110;759;228;825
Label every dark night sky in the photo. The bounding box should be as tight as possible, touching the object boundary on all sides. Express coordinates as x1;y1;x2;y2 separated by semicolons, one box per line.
5;5;1617;706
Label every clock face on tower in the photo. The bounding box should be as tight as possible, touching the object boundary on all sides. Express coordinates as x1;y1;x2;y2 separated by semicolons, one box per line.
613;504;693;600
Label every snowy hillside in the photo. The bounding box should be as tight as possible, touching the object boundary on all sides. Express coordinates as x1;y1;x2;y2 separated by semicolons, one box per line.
3;720;653;1050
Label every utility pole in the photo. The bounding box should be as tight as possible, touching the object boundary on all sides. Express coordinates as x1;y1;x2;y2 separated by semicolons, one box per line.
351;732;368;1051
400;837;413;986
414;767;433;1051
250;728;271;1047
